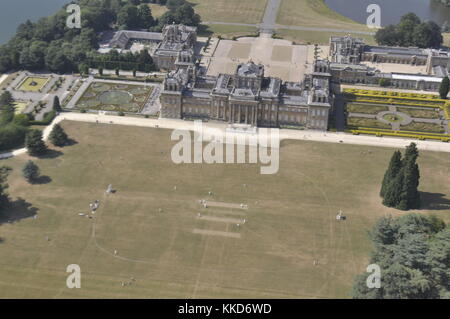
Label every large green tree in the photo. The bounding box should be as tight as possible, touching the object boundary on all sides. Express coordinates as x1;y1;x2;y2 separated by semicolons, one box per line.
49;124;69;147
352;214;449;299
22;160;40;183
117;4;140;29
52;96;62;112
0;166;12;213
375;13;443;48
380;150;402;197
381;143;421;210
25;129;47;156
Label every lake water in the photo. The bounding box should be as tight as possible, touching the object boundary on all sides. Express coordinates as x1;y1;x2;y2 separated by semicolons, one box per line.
325;0;450;26
0;0;69;44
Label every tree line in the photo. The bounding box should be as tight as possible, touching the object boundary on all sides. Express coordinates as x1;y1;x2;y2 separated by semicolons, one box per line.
85;48;156;73
0;91;63;152
375;13;443;49
352;213;450;298
0;0;201;74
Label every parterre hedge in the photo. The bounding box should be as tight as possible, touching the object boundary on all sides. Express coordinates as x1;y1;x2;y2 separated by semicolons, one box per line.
343;88;446;108
349;127;450;142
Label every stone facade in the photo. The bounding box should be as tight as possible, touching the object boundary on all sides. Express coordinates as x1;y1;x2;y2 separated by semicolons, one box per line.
329;63;442;91
160;61;332;130
153;24;197;71
330;35;429;66
329;36;448;92
100;24;197;71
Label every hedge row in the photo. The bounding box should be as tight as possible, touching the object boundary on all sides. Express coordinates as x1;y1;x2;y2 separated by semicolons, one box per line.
343;88;443;100
93;75;164;83
343;90;446;107
349;128;450;142
30;110;57;126
346;97;443;109
444;105;450;120
345;94;444;106
0;123;27;152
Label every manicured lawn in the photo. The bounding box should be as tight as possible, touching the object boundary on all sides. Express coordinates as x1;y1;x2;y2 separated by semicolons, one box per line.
401;121;446;134
397;107;441;120
0;121;448;298
17;76;49;92
190;0;268;24
346;103;388;115
277;0;371;31
75;82;153;113
148;3;168;18
347;116;391;129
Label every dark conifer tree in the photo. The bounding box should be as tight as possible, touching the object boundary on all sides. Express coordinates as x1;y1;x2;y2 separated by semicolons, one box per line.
439;76;450;99
380;150;402;197
25;129;47;156
52;96;61;112
49;124;69;147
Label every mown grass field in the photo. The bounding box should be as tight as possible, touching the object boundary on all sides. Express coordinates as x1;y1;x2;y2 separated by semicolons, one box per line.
148;3;168;18
277;0;371;31
0;121;448;298
190;0;268;24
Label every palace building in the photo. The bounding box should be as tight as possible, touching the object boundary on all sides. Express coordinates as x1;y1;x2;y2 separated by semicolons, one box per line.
328;35;450;91
100;23;197;71
160;60;332;130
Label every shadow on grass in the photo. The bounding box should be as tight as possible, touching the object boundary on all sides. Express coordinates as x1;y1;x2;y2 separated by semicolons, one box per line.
420;192;450;211
197;24;213;37
37;149;63;159
64;138;78;147
32;175;52;185
0;198;38;225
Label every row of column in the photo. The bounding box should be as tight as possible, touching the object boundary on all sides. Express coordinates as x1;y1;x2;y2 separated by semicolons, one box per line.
213;102;279;126
226;104;259;125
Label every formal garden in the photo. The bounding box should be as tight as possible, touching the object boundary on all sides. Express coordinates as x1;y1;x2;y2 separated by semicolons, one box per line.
343;88;450;140
75;82;153;113
16;76;50;92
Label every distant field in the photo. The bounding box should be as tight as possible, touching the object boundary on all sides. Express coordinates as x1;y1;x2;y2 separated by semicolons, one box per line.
277;0;371;31
0;121;448;298
148;3;168;18
190;0;268;24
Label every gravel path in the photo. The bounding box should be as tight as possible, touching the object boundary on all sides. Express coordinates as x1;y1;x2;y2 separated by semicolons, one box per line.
2;113;450;160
